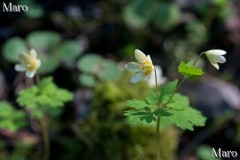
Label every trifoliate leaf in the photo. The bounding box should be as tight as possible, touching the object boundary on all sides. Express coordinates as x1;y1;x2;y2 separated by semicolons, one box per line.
159;80;178;103
178;61;204;79
17;77;73;119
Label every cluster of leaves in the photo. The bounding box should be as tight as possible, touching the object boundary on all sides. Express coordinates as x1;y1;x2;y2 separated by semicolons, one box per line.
125;61;206;131
73;76;179;160
77;54;122;87
0;101;26;132
2;31;84;74
17;77;73;119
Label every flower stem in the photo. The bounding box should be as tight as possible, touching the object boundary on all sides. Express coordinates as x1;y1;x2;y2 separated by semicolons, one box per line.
154;69;161;160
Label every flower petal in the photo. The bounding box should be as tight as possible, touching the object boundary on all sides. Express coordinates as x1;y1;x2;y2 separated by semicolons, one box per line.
131;72;146;83
125;62;140;72
209;62;219;70
135;49;147;63
29;49;37;58
213;55;226;63
147;55;153;64
26;71;36;78
206;49;226;56
36;59;41;68
15;64;27;72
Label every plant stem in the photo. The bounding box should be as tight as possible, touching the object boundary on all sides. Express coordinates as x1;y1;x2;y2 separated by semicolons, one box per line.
36;75;50;160
40;114;50;160
168;53;204;103
154;69;161;160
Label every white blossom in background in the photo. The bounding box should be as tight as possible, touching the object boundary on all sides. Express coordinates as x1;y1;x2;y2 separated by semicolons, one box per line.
147;65;167;88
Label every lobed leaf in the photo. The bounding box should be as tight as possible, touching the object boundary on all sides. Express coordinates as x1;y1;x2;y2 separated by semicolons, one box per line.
178;61;204;79
17;77;73;119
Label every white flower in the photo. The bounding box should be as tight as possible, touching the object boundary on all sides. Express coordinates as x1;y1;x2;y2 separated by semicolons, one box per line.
15;49;41;78
147;65;167;87
125;49;154;83
204;49;226;70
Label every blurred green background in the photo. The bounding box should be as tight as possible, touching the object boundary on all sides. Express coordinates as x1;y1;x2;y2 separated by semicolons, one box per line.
0;0;240;159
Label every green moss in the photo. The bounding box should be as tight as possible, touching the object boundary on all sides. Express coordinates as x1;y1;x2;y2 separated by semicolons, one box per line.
74;72;180;160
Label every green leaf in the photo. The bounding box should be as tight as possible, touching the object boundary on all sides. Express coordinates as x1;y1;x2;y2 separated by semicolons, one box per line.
17;86;39;108
2;37;28;62
77;54;102;74
124;109;156;125
0;101;26;132
17;77;73;119
159;80;178;103
146;91;158;105
159;93;206;130
125;116;156;126
197;145;221;160
178;61;204;79
23;1;44;18
77;54;121;81
124;109;151;117
153;2;180;30
37;55;60;74
58;41;84;62
27;31;60;51
125;100;150;109
79;74;96;87
97;60;121;81
124;104;156;123
169;93;189;110
123;0;154;28
161;105;206;131
153;108;172;117
140;115;156;123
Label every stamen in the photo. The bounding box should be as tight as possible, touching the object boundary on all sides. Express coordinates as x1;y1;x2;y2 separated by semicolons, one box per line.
140;61;153;75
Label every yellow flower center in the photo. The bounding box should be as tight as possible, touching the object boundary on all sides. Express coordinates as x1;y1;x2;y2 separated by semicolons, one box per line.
27;60;38;71
20;53;38;71
140;61;153;75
